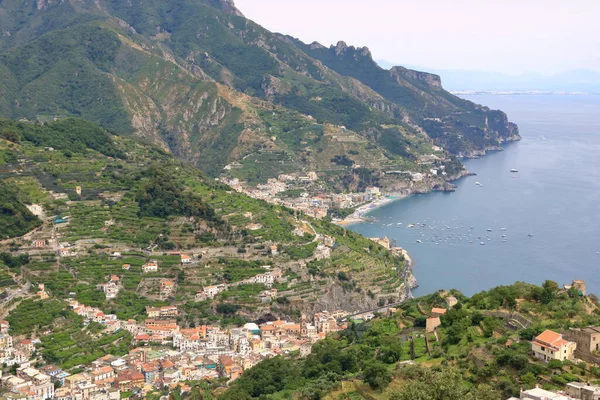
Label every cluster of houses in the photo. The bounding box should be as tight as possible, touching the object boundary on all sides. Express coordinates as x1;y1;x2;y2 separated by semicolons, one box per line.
0;294;347;400
194;267;283;302
0;321;37;367
0;300;347;399
1;365;57;400
219;175;383;220
102;276;121;300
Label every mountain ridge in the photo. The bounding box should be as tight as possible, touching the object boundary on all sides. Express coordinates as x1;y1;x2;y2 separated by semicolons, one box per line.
0;0;519;186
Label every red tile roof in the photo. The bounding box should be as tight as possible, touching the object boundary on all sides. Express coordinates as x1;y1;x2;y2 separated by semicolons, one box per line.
219;356;234;366
534;330;571;350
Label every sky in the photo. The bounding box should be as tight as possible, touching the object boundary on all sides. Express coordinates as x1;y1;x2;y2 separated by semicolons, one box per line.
233;0;600;75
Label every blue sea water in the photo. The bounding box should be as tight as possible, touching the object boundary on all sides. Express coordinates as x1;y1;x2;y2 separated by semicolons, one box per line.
350;95;600;297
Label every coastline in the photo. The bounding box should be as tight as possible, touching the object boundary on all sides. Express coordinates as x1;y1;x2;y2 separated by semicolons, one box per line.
335;169;475;227
335;193;408;226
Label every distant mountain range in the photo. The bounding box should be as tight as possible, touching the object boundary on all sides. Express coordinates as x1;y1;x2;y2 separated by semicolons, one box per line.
377;61;600;93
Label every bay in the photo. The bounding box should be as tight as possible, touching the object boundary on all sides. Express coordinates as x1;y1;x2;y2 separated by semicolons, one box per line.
350;95;600;297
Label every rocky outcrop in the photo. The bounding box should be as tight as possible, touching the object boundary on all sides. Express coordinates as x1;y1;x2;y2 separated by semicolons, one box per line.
215;0;244;17
308;283;379;316
334;41;348;56
309;41;326;50
261;75;291;100
389;66;443;89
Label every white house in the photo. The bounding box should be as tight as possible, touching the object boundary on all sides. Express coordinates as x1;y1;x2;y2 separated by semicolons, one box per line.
142;261;159;273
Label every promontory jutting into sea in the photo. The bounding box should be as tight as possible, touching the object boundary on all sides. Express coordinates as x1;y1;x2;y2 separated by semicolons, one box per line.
350;94;600;296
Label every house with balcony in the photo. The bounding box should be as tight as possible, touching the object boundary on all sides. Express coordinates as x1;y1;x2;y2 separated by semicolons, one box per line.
531;330;576;362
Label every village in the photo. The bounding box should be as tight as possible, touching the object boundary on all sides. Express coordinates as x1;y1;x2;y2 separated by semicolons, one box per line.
3;280;600;399
219;151;452;222
219;173;386;221
0;299;353;400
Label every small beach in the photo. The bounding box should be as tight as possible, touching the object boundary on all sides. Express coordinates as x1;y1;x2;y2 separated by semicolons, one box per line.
336;194;407;226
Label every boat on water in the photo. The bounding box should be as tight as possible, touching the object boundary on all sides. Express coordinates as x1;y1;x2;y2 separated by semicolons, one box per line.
416;240;422;244
487;228;492;232
510;169;519;173
528;233;534;237
480;242;485;245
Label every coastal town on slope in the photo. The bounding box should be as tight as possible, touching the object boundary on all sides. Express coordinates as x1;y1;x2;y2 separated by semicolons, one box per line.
218;142;457;224
0;263;388;400
0;279;599;400
0;299;353;399
218;169;446;225
0;237;412;399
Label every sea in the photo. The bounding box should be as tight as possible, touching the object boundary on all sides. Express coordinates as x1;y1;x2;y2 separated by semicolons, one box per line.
350;94;600;297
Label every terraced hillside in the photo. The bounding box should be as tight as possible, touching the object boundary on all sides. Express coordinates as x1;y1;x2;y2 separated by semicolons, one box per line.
0;118;411;326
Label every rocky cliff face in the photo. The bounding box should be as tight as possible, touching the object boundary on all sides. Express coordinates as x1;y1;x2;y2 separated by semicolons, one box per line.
389;66;442;89
215;0;244;16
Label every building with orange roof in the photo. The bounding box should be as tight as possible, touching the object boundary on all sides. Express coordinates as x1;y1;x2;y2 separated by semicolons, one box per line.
114;370;145;390
134;334;150;344
259;324;275;338
122;264;130;270
142;261;159;273
532;329;577;362
431;307;447;316
141;363;159;383
200;284;226;299
284;323;301;335
218;356;235;378
180;254;192;264
145;319;177;328
160;279;175;296
426;307;448;333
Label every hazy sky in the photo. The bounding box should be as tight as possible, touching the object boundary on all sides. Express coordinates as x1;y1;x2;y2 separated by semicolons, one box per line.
234;0;600;75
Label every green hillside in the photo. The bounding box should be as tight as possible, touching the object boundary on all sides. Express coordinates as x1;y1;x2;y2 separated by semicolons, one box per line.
222;281;600;400
0;181;41;239
0;118;410;326
0;0;519;185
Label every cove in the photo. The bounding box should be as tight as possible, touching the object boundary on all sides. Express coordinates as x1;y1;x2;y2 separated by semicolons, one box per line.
350;95;600;296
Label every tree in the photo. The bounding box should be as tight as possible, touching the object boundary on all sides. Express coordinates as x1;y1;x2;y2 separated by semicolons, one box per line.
362;360;391;390
521;372;536;388
548;359;563;369
413;315;427;328
390;367;501;400
216;303;240;315
189;386;205;400
540;280;559;304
